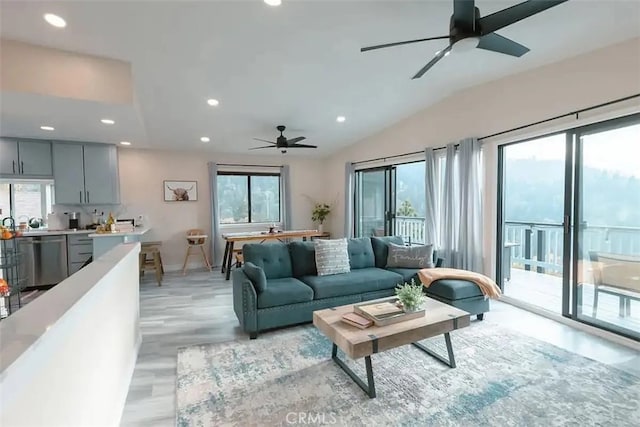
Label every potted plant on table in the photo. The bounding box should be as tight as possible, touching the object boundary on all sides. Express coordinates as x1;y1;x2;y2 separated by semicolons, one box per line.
395;279;426;312
311;203;331;233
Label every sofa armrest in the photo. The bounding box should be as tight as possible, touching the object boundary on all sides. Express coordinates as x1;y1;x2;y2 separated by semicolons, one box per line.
232;268;258;334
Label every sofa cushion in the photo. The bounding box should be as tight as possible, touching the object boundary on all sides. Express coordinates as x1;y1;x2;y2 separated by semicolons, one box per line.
243;262;267;292
300;268;403;300
315;238;351;276
386;243;434;269
347;237;375;269
243;243;293;279
370;236;405;268
425;279;484;300
386;267;420;284
257;278;314;309
289;241;317;277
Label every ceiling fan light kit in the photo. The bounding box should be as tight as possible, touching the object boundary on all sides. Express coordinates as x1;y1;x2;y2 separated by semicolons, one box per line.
361;0;568;79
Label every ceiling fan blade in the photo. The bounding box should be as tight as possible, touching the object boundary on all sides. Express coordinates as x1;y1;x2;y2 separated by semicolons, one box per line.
252;138;276;144
477;0;568;35
289;143;317;148
286;136;306;144
249;145;275;150
411;44;452;79
361;35;449;52
477;33;529;57
453;0;476;31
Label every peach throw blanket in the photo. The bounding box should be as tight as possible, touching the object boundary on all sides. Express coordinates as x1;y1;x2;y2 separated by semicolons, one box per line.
418;268;502;300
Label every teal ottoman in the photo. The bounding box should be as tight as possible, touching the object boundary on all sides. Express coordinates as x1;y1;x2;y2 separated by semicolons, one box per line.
424;279;489;320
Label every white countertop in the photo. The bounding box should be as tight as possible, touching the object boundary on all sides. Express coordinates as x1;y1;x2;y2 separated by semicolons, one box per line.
15;229;93;237
88;226;150;238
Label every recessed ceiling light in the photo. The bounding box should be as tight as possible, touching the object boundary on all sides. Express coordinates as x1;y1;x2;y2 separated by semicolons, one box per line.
120;141;132;146
264;0;282;6
44;13;66;28
207;98;219;106
101;119;115;125
336;116;346;123
200;137;210;143
40;126;55;131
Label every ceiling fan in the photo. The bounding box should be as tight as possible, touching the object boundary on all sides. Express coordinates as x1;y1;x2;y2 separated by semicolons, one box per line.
361;0;568;79
251;125;316;153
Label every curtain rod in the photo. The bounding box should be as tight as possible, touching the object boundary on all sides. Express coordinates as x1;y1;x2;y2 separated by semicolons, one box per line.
216;163;282;168
353;93;640;166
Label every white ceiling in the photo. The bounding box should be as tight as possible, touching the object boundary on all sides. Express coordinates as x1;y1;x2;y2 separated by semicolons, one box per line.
1;0;639;156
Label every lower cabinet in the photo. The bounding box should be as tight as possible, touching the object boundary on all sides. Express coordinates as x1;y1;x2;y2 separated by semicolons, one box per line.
67;234;93;276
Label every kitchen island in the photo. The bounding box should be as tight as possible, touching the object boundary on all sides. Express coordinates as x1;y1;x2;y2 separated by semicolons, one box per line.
89;227;151;260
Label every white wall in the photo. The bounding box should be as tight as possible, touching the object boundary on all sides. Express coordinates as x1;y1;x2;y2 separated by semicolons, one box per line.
0;39;133;104
323;37;640;276
0;243;140;427
116;148;327;270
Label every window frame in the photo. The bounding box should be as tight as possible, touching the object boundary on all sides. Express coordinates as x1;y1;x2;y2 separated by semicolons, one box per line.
217;171;282;224
0;180;54;221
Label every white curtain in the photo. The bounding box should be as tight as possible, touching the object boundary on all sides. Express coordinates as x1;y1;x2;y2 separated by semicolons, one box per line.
424;148;438;246
439;144;459;267
434;138;483;272
281;165;292;230
208;162;222;267
344;162;355;238
457;138;483;272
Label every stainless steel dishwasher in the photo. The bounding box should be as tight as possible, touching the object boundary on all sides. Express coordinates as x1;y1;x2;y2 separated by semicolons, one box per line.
18;235;68;287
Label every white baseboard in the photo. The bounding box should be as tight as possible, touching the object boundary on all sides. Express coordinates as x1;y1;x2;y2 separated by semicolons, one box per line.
500;296;640;352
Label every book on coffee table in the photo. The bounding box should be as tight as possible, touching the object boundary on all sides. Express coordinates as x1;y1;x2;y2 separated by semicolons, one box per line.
354;297;426;326
341;312;373;329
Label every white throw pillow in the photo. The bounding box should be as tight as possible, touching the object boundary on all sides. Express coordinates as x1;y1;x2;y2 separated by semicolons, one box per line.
314;238;351;276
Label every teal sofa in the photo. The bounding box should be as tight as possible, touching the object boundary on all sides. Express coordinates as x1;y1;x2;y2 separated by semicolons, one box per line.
232;236;486;338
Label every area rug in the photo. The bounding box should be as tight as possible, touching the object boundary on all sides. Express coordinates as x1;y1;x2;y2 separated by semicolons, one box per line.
176;323;640;426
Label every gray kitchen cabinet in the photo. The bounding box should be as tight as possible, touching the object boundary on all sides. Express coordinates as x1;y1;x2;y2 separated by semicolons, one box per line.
52;143;86;204
83;144;120;205
52;142;120;205
0;138;53;177
67;234;93;276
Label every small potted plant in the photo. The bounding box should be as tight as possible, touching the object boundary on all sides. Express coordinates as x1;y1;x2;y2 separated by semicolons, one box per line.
311;203;331;232
395;279;426;312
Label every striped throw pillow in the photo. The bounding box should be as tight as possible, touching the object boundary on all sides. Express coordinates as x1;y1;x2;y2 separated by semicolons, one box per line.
314;238;351;276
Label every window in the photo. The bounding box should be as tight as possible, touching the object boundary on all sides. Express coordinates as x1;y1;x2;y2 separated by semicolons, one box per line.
217;173;281;224
0;181;55;223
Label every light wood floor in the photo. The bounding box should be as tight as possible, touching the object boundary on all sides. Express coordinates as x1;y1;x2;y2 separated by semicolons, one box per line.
120;269;640;426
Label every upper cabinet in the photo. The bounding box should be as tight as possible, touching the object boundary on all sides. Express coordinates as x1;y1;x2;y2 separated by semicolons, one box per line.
0;138;53;177
52;142;120;205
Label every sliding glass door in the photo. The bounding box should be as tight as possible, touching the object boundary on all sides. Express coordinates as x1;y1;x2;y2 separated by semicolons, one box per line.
573;119;640;339
355;167;394;238
498;113;640;340
354;161;426;243
497;133;568;314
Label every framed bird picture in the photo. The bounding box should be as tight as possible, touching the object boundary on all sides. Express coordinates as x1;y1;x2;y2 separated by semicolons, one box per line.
164;180;198;202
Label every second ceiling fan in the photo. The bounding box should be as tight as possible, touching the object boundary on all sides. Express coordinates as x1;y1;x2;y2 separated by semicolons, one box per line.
361;0;568;79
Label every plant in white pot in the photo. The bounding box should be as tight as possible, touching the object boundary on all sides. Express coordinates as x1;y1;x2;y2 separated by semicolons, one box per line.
311;203;331;232
395;279;426;312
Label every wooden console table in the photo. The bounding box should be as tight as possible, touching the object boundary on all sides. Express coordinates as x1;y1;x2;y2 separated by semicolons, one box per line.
221;229;325;280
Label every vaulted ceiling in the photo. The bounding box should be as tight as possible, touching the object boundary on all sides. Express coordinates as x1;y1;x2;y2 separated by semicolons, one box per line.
1;0;639;155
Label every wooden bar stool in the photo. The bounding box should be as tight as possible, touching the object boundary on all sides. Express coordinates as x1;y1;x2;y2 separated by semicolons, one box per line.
141;241;164;274
182;229;212;275
139;246;163;286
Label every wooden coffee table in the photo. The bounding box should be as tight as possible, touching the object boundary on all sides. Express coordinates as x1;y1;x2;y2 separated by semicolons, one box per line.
313;296;470;398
